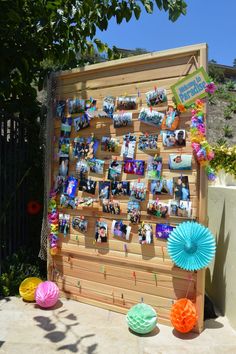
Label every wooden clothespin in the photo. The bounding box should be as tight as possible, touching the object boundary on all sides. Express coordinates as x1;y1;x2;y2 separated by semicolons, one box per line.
154;85;157;92
121;293;125;305
132;271;136;285
153;272;157;285
161;246;165;262
141;297;144;303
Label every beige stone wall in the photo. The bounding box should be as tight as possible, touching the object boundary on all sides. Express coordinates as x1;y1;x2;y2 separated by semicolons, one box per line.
206;186;236;329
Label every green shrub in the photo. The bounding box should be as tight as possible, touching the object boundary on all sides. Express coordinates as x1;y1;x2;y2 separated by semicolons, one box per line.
0;248;46;297
210;145;236;177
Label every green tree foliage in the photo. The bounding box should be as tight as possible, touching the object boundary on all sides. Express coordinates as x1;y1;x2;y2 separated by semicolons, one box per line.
208;62;225;84
233;58;236;67
0;0;187;117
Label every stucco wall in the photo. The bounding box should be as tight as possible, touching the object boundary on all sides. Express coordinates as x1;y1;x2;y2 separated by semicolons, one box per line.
206;186;236;329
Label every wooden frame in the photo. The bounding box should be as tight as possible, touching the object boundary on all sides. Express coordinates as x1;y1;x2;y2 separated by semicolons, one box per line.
47;43;208;333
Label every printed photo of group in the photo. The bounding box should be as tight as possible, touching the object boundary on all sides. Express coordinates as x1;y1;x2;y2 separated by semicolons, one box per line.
127;201;141;224
74;113;90;132
169;200;192;218
113;112;132;128
138;108;164;127
124;160;145;176
68;98;85;114
138;134;158;152
79;178;97;195
99;181;110;199
147;156;162;179
101;137;119;153
138;223;153;244
162;130;186;147
72;216;88;233
150;178;173;196
111;220;131;240
108;160;122;181
121;134;136;159
145;88;167;106
155;223;174;239
147;200;169;218
102;199;120;215
88;158;104;174
173;176;190;201
116;96;137;110
103;96;115;118
130;181;146;201
111;181;130;196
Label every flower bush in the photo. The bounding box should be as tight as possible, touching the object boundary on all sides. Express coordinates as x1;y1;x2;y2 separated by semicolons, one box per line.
210;145;236;177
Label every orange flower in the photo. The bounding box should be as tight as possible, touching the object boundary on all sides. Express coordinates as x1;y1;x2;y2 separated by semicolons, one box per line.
177;103;186;113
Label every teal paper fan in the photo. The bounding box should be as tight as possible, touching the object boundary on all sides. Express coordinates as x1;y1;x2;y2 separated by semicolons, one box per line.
126;303;157;334
167;222;216;271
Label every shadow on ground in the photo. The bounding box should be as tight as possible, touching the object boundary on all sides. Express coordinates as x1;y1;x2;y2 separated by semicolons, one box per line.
34;307;98;353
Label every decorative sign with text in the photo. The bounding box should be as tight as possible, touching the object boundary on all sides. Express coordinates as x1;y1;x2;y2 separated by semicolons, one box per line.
171;67;209;106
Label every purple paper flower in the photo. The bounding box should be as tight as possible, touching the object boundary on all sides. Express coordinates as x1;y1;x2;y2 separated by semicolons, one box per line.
205;82;217;95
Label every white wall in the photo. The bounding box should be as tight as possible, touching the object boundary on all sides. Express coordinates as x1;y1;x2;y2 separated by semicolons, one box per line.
206;186;236;329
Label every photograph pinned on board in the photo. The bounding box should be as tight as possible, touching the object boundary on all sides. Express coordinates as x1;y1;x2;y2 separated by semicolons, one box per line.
111;181;130;196
58;137;70;157
68;98;85;114
138;134;158;152
130;181;146;202
138;223;153;244
124;159;145;176
147;200;169;218
155;223;174;239
102;199;121;215
146;88;167;106
101;137;120;153
95;221;108;243
116;96;137;110
103;96;115;118
79;178;97;195
59;213;70;235
169;154;192;170
113;112;132;128
99;181;110;200
138;108;165;127
169;200;192;218
85;98;97;113
161;105;180;131
108;160;122;181
73;136;99;160
150;178;173;196
127;201;141;224
55;100;66;119
75;159;89;179
64;176;78;198
60;194;76;209
87;158;105;175
72;216;88;233
74;113;90;132
61;117;72;138
59;157;69;177
54;175;67;194
111;220;131;240
147;156;162;179
121;134;136;159
162;129;186;147
173;176;190;201
75;196;97;207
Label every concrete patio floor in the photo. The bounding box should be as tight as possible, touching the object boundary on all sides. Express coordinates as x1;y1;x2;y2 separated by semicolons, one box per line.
1;297;236;354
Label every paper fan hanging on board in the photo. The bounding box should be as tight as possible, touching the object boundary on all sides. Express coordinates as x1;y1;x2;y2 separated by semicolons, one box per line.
167;221;216;271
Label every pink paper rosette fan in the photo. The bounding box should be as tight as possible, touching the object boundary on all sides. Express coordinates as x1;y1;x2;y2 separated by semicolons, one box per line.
35;281;59;308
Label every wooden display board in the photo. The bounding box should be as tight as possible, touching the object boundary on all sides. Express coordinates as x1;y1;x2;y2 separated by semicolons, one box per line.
48;43;208;333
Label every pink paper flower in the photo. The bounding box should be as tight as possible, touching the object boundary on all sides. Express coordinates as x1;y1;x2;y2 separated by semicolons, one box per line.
205;82;217;95
207;150;215;161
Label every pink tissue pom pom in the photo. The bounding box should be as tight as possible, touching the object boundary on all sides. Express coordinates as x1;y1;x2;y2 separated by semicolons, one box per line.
205;82;217;95
191;142;201;152
207;151;215;161
35;281;59;308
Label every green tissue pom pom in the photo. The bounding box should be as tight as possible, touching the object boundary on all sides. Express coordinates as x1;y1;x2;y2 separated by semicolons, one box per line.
126;303;157;334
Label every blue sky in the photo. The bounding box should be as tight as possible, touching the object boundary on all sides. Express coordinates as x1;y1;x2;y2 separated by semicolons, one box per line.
97;0;236;66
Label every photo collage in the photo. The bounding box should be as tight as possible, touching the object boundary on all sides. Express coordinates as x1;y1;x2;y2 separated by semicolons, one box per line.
54;88;193;244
